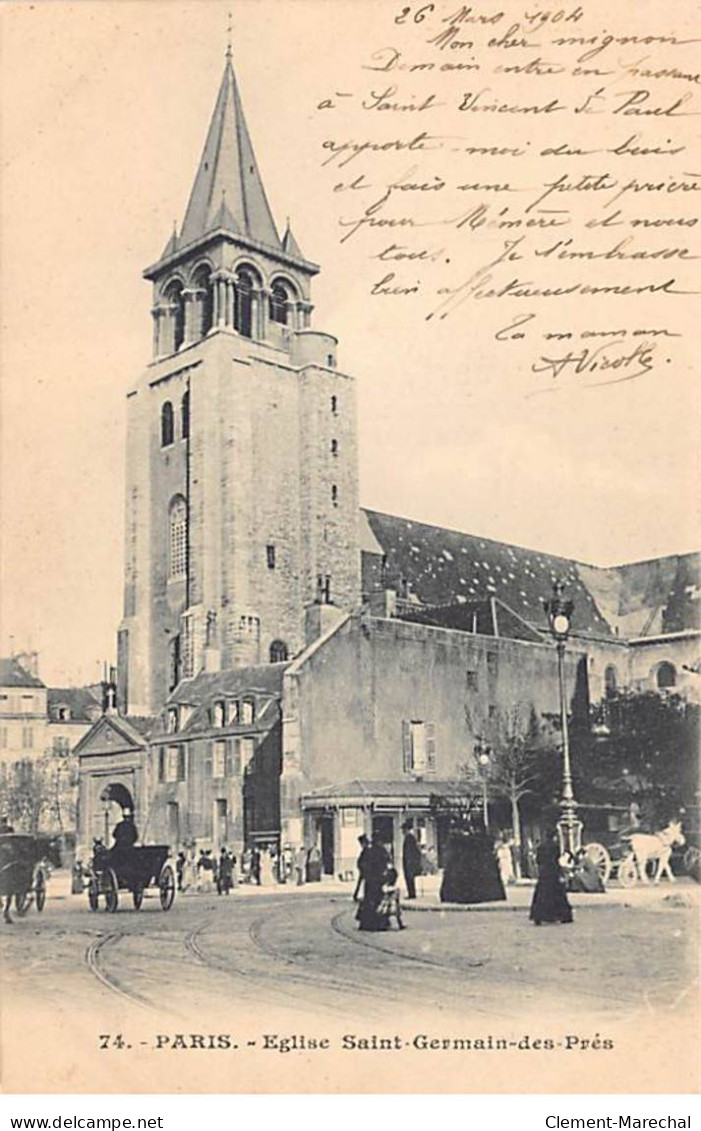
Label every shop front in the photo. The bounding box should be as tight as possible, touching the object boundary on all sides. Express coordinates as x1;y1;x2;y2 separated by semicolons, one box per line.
301;779;471;880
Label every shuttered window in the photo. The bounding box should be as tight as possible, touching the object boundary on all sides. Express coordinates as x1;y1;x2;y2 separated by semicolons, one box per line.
402;720;436;775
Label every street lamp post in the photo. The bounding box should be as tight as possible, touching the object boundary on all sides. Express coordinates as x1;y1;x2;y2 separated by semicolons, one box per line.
543;580;582;858
474;739;491;832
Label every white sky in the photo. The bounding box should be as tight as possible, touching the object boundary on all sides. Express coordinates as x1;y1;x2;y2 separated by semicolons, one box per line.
1;0;699;686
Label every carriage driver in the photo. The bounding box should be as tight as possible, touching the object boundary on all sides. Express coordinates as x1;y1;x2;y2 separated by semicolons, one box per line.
112;809;138;850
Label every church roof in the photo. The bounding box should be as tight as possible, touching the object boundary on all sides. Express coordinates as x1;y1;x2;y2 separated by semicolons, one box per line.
362;510;700;641
179;57;280;249
167;662;288;708
362;510;616;638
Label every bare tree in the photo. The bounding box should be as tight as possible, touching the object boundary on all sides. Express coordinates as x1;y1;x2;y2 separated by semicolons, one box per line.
0;749;78;833
456;706;550;876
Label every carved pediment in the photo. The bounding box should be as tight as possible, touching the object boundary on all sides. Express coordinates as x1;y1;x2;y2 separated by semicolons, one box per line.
75;716;147;758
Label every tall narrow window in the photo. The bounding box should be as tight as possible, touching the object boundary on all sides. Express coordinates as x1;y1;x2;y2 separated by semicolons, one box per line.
266;544;276;570
181;390;190;440
331;484;338;507
269;282;290;325
241;698;255;725
402;720;436;775
212;740;227;779
168;635;181;691
161;401;174;447
234;268;254;338
604;664;618;698
331;395;338;415
331;439;338;457
169;496;187;580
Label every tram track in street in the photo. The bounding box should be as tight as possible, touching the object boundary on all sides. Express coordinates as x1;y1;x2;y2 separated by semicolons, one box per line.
84;930;157;1012
184;913;357;1017
328;907;667;1020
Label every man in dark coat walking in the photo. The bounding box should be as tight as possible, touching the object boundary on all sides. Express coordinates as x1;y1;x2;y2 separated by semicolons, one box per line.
401;820;422;900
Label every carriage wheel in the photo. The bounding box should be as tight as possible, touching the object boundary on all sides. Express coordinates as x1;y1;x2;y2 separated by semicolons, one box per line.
619;852;638;888
159;863;175;911
35;869;46;913
584;842;611;884
14;892;30;917
132;885;144;911
88;877;99;912
103;868;119;913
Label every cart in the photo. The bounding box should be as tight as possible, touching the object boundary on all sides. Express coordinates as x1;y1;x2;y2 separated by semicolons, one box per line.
86;843;175;912
0;834;49;922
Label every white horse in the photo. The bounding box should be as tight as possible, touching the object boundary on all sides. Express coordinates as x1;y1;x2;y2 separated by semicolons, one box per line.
627;821;685;883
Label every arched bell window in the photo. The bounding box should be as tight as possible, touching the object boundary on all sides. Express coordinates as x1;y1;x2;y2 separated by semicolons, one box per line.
164;280;185;352
193;265;214;337
269;282;291;325
234;268;255;338
269;640;289;663
161;401;174;447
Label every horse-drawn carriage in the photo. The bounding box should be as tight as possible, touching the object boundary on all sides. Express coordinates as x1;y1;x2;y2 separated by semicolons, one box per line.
583;816;687;887
86;842;175;912
0;834;51;923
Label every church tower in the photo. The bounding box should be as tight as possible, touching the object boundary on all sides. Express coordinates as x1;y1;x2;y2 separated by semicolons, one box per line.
118;51;360;715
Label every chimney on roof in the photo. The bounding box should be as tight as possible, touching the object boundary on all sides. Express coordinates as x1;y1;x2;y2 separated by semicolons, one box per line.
304;602;345;646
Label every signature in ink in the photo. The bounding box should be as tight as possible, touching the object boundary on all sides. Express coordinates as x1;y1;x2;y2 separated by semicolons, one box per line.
530;338;657;389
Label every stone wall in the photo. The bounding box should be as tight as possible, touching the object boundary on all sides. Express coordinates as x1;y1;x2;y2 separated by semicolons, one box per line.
280;614;587;832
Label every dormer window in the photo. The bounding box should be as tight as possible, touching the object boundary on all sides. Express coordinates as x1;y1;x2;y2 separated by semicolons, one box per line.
54;705;71;722
241;698;255;725
166;707;179;734
212;700;225;727
226;699;239;725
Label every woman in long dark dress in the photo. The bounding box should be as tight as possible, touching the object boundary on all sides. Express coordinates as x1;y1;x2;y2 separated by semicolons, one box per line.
440;829;506;904
356;837;390;930
530;831;573;925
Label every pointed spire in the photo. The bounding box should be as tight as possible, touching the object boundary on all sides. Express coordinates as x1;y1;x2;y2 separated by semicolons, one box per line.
179;56;281;249
282;219;304;260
